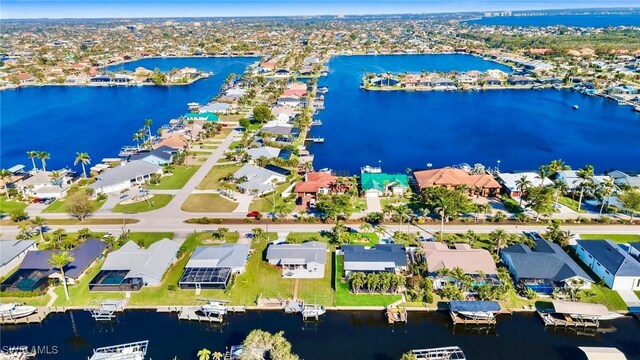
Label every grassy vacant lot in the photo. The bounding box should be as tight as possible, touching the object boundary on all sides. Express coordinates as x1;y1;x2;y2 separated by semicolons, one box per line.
249;183;295;212
148;166;199;190
579;234;640;243
0;198;28;213
112;194;173;213
334;255;402;306
196;164;242;190
213;128;233;139
557;196;585;213
181;194;237;212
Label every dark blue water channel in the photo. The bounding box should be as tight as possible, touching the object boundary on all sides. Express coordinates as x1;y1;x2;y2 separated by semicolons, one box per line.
467;13;640;27
1;310;639;360
0;57;257;171
311;55;640;174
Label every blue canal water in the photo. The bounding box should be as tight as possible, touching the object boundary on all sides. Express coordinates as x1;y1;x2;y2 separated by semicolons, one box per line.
1;310;639;360
468;13;640;27
311;55;640;174
0;57;257;171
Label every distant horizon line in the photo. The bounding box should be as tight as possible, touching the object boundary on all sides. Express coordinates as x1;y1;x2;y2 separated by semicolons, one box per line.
3;6;640;21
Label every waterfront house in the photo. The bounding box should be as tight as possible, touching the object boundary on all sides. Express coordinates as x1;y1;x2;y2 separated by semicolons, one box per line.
606;170;640;188
276;95;303;108
153;134;189;151
508;75;534;86
0;240;37;277
90;239;179;291
575;240;640;291
201;102;232;114
15;170;72;198
341;244;408;276
266;241;327;278
1;239;107;292
455;75;475;85
500;238;592;294
431;77;456;88
498;172;553;197
294;171;337;199
421;242;499;290
628;242;640;260
484;77;503;86
413;168;501;197
89;160;162;194
178;244;250;290
556;170;613;191
183;112;219;123
360;173;409;197
233;164;287;195
128;146;174;166
246;146;281;161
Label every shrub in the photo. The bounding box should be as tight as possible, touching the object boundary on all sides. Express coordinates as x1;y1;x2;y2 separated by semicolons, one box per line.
185;217;224;224
9;209;28;222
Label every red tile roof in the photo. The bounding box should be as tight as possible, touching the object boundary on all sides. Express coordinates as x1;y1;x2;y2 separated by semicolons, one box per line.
413;168;500;190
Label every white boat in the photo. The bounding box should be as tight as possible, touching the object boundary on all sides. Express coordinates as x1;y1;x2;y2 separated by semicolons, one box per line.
458;311;496;320
90;340;148;360
0;303;37;320
570;312;625;321
200;301;228;316
360;165;382;174
573;104;579;110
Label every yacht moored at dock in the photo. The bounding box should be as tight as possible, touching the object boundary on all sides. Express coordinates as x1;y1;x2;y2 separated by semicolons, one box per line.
0;303;37;320
449;301;500;325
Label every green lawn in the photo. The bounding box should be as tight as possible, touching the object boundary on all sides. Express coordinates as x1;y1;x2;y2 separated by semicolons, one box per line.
181;194;237;212
579;234;640;244
380;197;410;209
334;255;402;306
286;232;379;250
579;284;628;311
148;166;199;190
112;194;173;213
127;232;175;248
296;260;335;306
500;196;523;214
557;196;585;213
249;182;295;213
196;164;242;190
0;292;51;306
42;190;107;213
0;198;28;213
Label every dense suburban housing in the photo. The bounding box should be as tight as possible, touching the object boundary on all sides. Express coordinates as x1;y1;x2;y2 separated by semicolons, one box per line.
501;238;592;294
179;244;250;290
341;244;408;276
266;241;327;278
575;240;640;291
0;240;37;277
89;239;179;291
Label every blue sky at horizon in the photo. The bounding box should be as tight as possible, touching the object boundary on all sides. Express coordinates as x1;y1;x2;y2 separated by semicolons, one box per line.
3;0;640;19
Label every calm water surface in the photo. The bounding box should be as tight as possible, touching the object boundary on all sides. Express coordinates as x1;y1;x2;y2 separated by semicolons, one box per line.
311;55;640;174
0;57;257;170
1;310;639;360
468;14;640;27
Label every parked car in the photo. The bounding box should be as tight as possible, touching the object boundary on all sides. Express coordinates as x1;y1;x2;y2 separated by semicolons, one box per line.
32;197;42;203
247;211;261;218
43;197;55;205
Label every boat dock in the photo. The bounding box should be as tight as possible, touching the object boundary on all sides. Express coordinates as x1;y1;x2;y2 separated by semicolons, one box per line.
177;305;246;323
89;340;148;360
448;301;500;326
386;306;407;324
310;120;323;126
449;312;497;325
301;304;326;321
0;347;37;360
411;346;466;360
305;137;324;143
85;300;127;321
0;307;66;325
538;311;599;328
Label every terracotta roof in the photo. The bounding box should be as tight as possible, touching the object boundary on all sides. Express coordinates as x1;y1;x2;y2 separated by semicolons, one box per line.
413;168;500;190
153;135;188;150
295;172;337;193
422;242;498;275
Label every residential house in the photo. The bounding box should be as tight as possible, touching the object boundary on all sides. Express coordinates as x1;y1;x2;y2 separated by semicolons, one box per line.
361;173;409;197
233;164;287;195
89;160;162;194
183;112;219;123
606;170;640;188
557;170;613;191
341;244;408;276
294;171;337;199
501;238;592;294
413;168;501;197
153;134;189;151
575;240;640;291
178;244;250;289
628;242;640;260
1;239;107;292
89;239;179;291
246;146;281;160
484;77;503;86
128;146;174;166
498;172;554;197
508;75;534;86
0;240;37;277
266;241;327;278
15;170;72;198
421;242;499;290
201;102;232;114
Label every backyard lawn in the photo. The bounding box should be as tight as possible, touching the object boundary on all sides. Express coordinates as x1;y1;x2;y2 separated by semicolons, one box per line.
196;164;242;190
578;234;640;243
579;284;628;311
0;198;28;213
112;194;173;213
334;255;402;306
148;166;199;190
181;194;237;212
557;196;585;213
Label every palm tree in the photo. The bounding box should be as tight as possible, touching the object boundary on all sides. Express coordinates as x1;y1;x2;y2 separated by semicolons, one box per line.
74;152;91;178
548;159;570;177
515;175;532;206
144;118;153;142
552;179;568;211
359;222;374;233
597;178;615;217
38;151;50;172
489;228;508;256
133;131;144;147
27;150;39;172
576;165;595;212
212;352;223;360
0;169;12;200
537;165;550;186
197;348;211;360
50;170;64;188
31;216;46;243
49;251;74;300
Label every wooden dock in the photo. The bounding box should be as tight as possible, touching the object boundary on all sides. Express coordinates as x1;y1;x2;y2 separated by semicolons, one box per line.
387;307;408;324
177;306;246;323
450;312;497;325
0;307;66;325
538;311;599;328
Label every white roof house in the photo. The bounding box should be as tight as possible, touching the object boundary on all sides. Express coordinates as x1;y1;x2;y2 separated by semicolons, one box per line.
556;170;612;191
0;240;37;277
89;160;162;194
246;146;281;160
186;244;250;272
233;164;287;195
16;170;72;198
266;241;327;278
498;172;553;197
99;239;179;286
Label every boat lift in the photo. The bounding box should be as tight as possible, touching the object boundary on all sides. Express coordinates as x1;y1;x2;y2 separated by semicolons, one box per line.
411;346;467;360
89;340;148;360
301;304;326;321
85;300;126;321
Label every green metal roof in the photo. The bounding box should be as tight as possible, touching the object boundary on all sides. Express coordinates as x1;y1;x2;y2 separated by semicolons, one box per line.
361;173;409;192
183;112;219;122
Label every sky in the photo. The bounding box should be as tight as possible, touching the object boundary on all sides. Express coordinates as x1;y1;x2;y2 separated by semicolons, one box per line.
2;0;639;19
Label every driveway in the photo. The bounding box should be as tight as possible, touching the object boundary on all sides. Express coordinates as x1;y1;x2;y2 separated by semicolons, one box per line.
365;193;382;213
